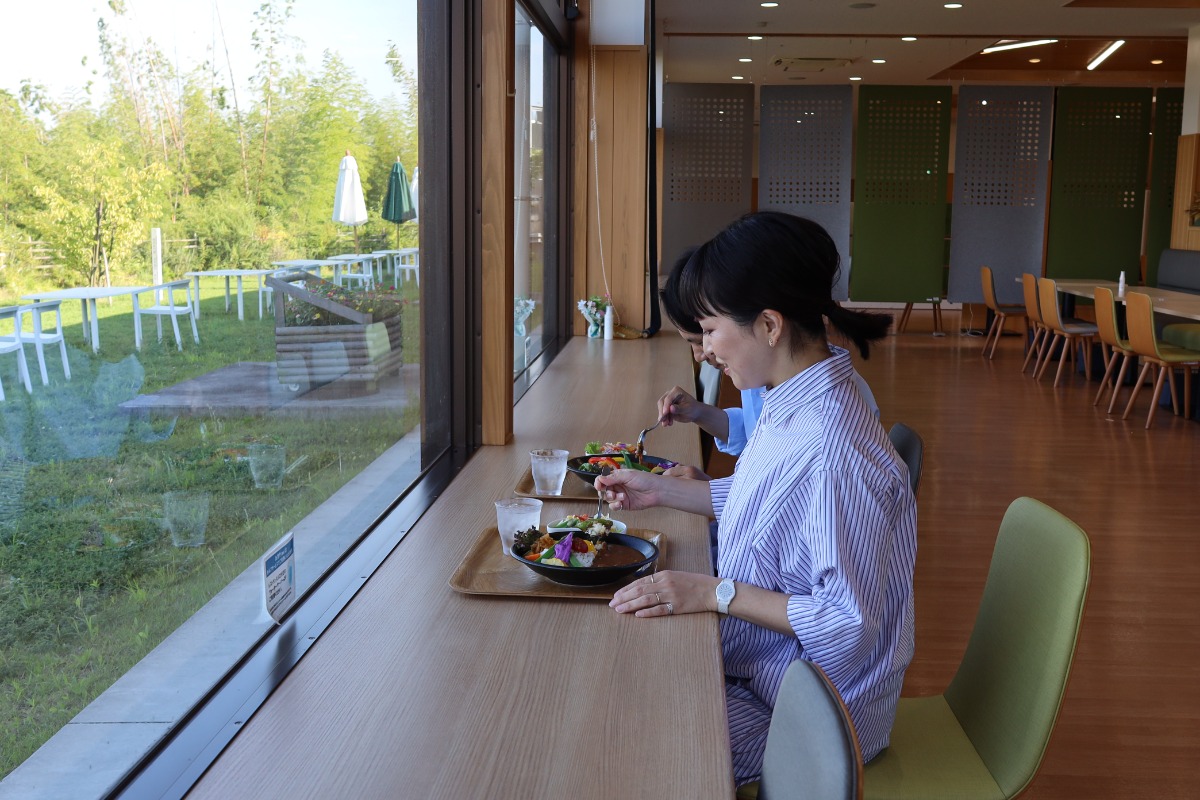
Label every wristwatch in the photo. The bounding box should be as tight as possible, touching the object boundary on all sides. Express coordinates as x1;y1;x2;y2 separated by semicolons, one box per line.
715;578;736;615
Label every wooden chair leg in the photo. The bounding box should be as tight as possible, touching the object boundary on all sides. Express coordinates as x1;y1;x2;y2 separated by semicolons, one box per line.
1107;353;1133;414
1095;349;1118;406
1022;326;1044;373
1083;337;1093;381
1147;365;1170;428
1053;336;1073;387
1123;362;1154;420
1166;366;1180;417
983;315;999;358
898;303;913;333
1037;333;1061;380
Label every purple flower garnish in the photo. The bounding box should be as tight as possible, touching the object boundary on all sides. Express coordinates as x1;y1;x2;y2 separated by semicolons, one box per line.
554;532;575;564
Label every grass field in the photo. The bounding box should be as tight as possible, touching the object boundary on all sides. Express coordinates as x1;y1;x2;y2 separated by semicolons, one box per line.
0;275;422;777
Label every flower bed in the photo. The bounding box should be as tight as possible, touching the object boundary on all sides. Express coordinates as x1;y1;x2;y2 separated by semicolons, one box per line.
267;272;405;395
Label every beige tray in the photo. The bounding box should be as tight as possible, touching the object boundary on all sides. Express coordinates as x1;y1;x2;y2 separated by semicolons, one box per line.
448;526;666;600
513;465;598;501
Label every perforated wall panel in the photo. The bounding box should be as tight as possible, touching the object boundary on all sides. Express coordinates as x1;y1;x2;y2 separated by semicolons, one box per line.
759;86;853;299
850;86;952;302
661;84;753;279
948;86;1054;305
1046;87;1153;281
1146;88;1183;286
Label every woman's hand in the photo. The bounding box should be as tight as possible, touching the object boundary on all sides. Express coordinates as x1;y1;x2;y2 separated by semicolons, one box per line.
662;464;712;481
594;469;662;511
657;385;702;427
610;570;718;618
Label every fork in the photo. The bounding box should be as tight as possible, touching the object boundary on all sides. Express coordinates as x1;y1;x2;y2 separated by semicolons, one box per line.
595;466;612;518
635;420;662;464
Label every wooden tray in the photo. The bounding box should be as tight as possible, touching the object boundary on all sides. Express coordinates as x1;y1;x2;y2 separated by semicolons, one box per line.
512;465;598;501
448;526;667;600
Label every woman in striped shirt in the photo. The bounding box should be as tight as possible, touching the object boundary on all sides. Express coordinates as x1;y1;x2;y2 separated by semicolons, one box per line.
599;212;917;786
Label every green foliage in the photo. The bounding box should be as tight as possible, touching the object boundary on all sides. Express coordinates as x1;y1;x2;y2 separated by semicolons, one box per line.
175;189;270;271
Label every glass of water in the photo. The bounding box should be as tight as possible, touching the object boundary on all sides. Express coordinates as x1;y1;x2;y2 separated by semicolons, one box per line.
494;497;542;552
529;448;569;496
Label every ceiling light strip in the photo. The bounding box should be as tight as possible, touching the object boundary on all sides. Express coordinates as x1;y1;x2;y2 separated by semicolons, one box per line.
1087;40;1125;71
980;39;1058;54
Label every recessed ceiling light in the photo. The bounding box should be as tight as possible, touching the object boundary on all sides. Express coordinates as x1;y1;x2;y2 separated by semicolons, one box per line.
849;76;862;81
732;75;744;80
761;2;779;7
981;39;1058;54
739;58;753;63
981;100;988;105
944;3;962;8
902;37;917;42
748;35;763;41
1088;40;1125;71
872;59;886;64
1029;58;1041;64
1151;59;1164;65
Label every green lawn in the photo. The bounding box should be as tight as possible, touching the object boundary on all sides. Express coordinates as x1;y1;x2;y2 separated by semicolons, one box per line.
0;277;421;777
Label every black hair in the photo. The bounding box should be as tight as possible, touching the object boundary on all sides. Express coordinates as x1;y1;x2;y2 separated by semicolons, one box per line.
659;246;701;335
673;211;891;359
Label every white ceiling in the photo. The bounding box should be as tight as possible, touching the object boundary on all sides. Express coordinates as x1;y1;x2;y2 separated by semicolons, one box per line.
655;0;1200;86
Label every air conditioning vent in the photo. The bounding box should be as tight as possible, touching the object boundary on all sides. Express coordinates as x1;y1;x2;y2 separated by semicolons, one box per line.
771;57;854;72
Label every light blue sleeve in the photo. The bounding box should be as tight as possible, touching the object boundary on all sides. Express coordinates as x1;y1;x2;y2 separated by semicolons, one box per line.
715;408;748;455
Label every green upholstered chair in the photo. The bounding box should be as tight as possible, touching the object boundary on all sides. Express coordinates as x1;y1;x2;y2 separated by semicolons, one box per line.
1162;322;1200;352
863;497;1091;800
886;422;924;498
736;659;863;800
1092;286;1136;413
979;266;1027;360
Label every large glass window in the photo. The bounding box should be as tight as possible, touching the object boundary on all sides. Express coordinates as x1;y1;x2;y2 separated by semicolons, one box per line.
513;1;563;388
0;0;453;792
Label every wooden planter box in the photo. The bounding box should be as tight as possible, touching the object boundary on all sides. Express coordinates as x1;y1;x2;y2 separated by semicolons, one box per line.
267;273;404;395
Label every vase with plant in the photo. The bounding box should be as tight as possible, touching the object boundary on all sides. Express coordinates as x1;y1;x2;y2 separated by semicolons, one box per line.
577;294;609;338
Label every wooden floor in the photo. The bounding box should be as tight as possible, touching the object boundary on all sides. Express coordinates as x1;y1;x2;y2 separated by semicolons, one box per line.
840;329;1198;798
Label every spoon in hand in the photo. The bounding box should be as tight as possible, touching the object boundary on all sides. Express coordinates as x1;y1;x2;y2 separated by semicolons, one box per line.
635;420;661;464
595;466;612;517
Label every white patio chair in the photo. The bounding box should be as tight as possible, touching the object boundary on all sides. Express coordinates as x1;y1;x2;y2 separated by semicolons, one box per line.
0;306;34;400
397;248;419;287
16;300;71;385
133;280;200;351
332;255;374;290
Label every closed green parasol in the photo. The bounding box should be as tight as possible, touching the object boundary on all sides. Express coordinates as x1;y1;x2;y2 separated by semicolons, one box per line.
382;158;416;247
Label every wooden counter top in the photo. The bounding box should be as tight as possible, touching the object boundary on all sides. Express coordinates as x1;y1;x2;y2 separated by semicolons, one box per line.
187;335;733;799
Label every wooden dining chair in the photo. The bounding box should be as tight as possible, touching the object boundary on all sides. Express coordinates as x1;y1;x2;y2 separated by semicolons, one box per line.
1092;286;1136;414
736;659;863;800
1121;291;1200;428
1035;277;1097;387
863;497;1091;800
1019;273;1048;375
979;266;1027;360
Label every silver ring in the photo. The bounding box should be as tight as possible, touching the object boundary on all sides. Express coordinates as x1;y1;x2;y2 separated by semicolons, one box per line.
666;602;674;615
649;573;656;583
655;592;662;604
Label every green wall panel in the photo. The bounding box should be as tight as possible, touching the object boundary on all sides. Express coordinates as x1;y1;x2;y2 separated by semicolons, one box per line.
1046;87;1152;281
850;85;951;302
1145;88;1183;286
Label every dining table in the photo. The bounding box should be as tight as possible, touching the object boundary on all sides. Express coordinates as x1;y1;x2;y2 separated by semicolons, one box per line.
20;285;147;353
184;268;278;321
1054;278;1200;321
185;334;734;799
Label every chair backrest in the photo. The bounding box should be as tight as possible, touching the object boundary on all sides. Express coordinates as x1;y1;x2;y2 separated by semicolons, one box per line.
760;659;863;800
1036;277;1065;331
887;422;924;497
1123;291;1162;360
980;266;999;312
1021;273;1044;327
1092;286;1123;349
944;497;1091;799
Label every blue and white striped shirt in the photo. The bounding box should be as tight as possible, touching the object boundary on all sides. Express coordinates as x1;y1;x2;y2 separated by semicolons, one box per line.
711;347;916;782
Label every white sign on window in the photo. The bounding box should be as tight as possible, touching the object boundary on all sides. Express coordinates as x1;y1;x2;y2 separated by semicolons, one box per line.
263;533;296;623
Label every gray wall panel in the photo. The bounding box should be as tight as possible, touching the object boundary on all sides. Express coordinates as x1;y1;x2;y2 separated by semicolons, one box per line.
948;85;1054;305
759;85;854;300
661;83;754;277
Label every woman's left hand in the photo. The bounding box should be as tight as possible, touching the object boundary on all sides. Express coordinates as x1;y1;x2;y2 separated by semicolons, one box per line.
610;570;718;618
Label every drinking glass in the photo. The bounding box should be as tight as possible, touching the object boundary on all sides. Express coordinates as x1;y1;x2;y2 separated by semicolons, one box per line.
529;448;569;496
494;497;542;552
249;444;287;489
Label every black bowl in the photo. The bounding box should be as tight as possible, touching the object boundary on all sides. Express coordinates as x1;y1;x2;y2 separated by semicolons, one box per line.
566;454;672;487
509;532;660;586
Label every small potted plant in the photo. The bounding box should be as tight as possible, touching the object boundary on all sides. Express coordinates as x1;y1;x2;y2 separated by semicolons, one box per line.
576;294;610;338
514;296;536;336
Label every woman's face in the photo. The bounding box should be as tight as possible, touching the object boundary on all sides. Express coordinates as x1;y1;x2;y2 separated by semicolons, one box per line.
699;313;770;390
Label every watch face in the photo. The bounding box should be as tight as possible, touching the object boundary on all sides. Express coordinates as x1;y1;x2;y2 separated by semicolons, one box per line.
717;580;735;603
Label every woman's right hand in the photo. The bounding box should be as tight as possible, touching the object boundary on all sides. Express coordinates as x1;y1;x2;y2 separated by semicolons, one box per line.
595;469;663;512
658;385;702;427
662;464;711;481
